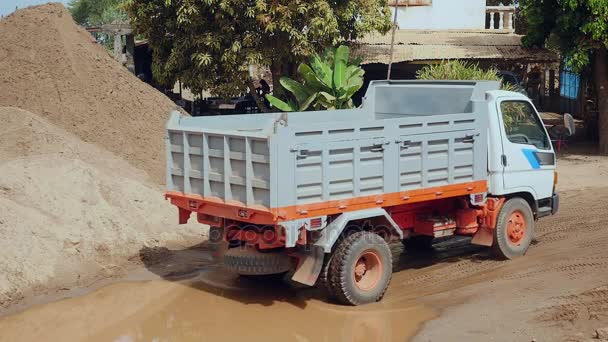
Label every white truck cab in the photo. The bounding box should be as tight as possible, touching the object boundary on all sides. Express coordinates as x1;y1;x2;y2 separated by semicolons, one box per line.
487;91;559;218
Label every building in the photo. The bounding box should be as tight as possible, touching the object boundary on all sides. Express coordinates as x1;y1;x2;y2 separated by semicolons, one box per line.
354;0;560;110
391;0;488;31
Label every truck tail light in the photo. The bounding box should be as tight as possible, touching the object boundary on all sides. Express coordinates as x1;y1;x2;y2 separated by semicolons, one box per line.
310;217;323;229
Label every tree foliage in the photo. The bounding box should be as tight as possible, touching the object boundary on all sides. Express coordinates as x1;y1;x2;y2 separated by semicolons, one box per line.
69;0;127;26
521;0;608;154
521;0;608;72
266;45;365;111
124;0;391;98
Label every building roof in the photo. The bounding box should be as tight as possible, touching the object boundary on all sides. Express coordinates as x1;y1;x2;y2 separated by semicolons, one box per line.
354;30;559;64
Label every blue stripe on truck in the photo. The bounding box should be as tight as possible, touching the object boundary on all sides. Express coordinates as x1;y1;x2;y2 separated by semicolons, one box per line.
522;148;541;169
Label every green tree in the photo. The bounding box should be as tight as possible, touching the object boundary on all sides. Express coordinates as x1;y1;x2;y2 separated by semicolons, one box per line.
125;0;391;111
69;0;127;26
521;0;608;154
266;45;365;111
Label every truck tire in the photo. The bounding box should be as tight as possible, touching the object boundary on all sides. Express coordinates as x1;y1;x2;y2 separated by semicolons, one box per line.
316;253;336;300
402;235;434;251
328;231;393;305
223;247;293;276
492;197;535;260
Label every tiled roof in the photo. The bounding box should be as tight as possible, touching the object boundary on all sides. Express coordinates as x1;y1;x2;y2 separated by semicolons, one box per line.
354;30;559;63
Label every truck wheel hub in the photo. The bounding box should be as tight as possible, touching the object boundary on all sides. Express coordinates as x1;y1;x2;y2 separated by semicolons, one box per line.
507;210;527;245
353;250;382;291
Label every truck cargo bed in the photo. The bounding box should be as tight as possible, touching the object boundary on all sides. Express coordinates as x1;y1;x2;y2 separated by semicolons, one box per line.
166;81;499;223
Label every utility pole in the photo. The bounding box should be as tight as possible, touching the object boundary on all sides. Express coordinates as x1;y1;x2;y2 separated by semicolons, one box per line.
387;0;405;80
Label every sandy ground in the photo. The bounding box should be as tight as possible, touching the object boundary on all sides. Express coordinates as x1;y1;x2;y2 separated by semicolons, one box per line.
0;149;606;341
0;107;205;310
0;3;205;313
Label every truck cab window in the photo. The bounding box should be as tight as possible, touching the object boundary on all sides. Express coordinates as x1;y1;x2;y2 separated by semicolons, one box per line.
500;101;550;149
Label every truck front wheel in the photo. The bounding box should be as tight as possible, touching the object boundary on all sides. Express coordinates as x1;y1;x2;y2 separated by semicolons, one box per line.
492;198;535;260
328;231;393;305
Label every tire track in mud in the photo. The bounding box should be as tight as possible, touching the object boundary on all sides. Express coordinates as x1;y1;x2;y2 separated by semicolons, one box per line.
390;189;608;308
537;285;608;324
498;256;608;281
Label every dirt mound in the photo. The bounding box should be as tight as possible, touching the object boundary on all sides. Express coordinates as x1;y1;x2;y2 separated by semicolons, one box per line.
0;107;202;309
0;3;178;184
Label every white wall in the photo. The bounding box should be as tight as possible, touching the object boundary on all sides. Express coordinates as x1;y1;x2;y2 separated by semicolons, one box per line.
392;0;486;30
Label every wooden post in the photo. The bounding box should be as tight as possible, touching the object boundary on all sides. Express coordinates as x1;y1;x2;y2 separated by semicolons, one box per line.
113;34;123;62
549;69;556;95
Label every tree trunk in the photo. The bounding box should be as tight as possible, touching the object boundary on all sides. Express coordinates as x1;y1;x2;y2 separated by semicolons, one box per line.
594;47;608;155
247;79;270;113
270;61;284;98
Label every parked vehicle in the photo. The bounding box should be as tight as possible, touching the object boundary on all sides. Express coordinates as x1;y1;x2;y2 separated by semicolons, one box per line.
165;80;558;305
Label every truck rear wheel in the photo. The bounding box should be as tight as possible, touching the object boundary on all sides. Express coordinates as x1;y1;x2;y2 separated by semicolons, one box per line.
492;198;535;260
328;231;392;305
223;246;293;276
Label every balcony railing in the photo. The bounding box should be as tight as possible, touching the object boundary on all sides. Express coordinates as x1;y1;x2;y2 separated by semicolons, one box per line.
486;6;515;32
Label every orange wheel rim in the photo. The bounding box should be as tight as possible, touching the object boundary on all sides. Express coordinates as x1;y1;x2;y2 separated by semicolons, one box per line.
353;250;382;291
506;210;527;245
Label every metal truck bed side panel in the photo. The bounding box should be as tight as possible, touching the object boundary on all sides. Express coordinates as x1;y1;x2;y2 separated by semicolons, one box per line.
275;112;487;208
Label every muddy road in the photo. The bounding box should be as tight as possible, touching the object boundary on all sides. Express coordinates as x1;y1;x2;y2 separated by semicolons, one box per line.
0;154;607;341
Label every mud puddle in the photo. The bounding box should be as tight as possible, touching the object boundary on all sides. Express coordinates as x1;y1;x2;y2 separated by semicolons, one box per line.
0;243;439;342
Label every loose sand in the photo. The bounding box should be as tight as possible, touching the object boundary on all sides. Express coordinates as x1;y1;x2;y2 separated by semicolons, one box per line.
0;4;205;310
0;107;203;309
0;3;177;184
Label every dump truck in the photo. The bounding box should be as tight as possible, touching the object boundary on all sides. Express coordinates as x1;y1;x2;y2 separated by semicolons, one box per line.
165;80;559;305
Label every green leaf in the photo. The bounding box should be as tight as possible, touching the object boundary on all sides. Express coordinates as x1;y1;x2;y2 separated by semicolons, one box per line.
334;45;350;65
265;94;295;112
334;60;347;89
343;83;362;100
318;91;336;102
333;45;350;89
346;65;365;80
317;96;336;110
310;55;332;87
279;77;311;105
299;93;318;111
298;64;331;92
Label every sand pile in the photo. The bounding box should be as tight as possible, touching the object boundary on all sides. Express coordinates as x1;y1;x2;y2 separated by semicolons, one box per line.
0;3;178;184
0;107;202;308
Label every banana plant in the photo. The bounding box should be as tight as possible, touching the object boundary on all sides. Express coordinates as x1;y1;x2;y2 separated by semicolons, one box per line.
266;45;365;112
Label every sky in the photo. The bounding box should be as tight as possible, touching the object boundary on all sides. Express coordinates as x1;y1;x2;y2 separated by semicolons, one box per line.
0;0;70;16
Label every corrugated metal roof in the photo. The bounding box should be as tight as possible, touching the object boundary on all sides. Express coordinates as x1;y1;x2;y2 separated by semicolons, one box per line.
355;30;559;63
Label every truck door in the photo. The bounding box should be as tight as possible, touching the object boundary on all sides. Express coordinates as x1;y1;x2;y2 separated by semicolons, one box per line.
496;99;555;200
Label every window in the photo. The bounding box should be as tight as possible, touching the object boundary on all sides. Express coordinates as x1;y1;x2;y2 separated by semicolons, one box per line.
500;101;550;150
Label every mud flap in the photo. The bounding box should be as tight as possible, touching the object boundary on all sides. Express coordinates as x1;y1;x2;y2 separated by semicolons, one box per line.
471;226;494;247
291;245;325;286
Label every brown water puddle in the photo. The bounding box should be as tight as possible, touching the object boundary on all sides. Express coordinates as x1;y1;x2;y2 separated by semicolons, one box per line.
0;265;435;342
